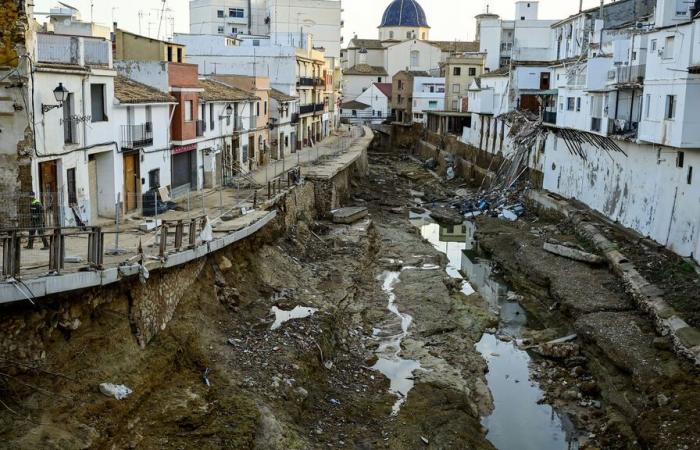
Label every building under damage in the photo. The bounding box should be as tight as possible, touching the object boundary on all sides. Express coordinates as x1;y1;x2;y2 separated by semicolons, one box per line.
441;0;700;264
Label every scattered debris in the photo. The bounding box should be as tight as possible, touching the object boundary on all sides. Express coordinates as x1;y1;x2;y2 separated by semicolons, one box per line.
429;207;463;225
270;306;318;330
421;436;430;445
543;242;605;265
99;383;133;400
332;207;369;224
203;368;211;387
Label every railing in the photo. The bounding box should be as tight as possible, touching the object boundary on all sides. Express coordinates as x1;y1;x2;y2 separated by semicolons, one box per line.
299;104;315;115
615;65;646;84
290;113;300;124
543;111;557;124
37;33;111;66
314;78;325;87
121;123;153;149
313;103;326;115
610;119;638;136
591;117;602;132
196;120;205;137
297;77;315;87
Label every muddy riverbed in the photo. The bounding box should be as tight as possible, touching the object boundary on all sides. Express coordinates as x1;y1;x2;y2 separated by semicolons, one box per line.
0;152;698;449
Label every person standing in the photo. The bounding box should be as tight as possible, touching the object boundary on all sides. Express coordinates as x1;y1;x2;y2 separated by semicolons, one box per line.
26;193;49;250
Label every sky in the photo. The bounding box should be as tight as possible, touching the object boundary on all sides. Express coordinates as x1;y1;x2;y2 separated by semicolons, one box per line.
34;0;606;43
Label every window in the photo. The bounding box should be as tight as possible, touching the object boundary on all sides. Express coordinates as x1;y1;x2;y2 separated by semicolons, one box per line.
398;80;403;90
567;97;575;111
645;94;651;118
231;27;238;34
676;0;688;15
177;48;183;62
452;83;460;93
452;100;459;110
90;84;106;122
632;51;637;61
256;102;260;116
63;93;76;144
229;8;244;18
666;95;676;119
201;103;207;131
469;67;476;76
428;100;438;108
285;135;289;147
663;36;675;59
677;151;684;168
688;166;694;184
67;168;77;205
377;77;382;82
184;100;193;122
217;10;224;18
352;110;357;117
453;67;462;76
651;39;657;52
576;97;581;112
264;101;267;115
146;105;152;129
167;46;173;62
218;26;224;34
406;31;412;39
149;169;161;189
421;32;426;39
252;39;260;46
410;50;420;67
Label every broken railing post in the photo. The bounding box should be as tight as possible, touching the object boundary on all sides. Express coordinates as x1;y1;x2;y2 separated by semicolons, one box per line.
174;220;184;251
1;231;21;279
48;228;64;274
267;181;271;199
87;227;104;269
159;223;168;258
188;219;197;248
253;191;257;208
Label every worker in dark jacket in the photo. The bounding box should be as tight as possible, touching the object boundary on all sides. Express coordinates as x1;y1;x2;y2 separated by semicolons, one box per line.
26;192;49;250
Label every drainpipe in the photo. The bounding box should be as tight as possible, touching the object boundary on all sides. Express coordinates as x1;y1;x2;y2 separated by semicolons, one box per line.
248;0;252;33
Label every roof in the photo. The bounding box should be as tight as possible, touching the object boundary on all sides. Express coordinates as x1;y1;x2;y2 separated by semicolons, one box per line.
114;76;176;104
374;82;393;98
480;67;510;78
429;40;480;53
198;79;258;102
343;64;389;76
380;0;430;28
269;88;297;103
395;70;431;77
341;100;370;110
348;38;384;50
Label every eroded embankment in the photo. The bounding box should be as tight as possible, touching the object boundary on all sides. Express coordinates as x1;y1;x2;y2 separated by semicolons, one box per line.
473;216;700;450
0;158;498;449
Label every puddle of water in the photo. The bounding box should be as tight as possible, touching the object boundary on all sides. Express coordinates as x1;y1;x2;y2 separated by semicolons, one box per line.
372;271;422;415
411;216;579;450
270;306;318;330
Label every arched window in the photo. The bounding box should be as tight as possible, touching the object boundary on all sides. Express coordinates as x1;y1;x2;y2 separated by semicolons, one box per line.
410;50;420;67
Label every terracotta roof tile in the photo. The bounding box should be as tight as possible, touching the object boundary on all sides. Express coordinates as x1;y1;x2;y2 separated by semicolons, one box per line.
114;76;176;104
198;79;258;102
343;64;388;76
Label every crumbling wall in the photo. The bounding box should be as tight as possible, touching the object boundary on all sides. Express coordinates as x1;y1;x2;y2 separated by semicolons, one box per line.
391;123;423;151
128;258;207;348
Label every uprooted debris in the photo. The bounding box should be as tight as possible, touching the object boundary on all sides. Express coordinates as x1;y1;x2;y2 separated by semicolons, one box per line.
543;242;606;265
429;207;464;226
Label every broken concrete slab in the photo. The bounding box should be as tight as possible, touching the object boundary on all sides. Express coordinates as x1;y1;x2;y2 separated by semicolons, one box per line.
543;242;605;265
429;207;463;226
332;207;369;224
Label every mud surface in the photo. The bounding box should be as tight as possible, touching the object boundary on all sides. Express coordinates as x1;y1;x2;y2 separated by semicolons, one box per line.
1;151;698;450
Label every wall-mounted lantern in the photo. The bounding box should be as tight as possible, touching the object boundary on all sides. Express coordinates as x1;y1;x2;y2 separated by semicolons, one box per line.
42;83;69;114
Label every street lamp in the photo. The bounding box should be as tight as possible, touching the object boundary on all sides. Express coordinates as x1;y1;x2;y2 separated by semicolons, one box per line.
42;83;68;114
225;104;233;117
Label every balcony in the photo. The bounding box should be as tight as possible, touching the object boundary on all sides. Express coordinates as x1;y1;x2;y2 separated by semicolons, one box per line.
297;77;315;87
196;120;205;137
612;65;646;85
313;103;326;115
232;116;243;130
37;33;111;67
591;117;602;132
299;104;315;115
121;123;153;149
610;119;638;136
290;113;300;124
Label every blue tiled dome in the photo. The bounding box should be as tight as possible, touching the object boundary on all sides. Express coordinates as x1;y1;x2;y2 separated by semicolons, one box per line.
379;0;429;28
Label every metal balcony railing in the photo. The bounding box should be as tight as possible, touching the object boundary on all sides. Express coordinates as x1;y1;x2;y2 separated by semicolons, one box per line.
290;113;300;124
615;65;646;84
297;77;315;87
121;123;154;149
299;104;315;115
313;103;326;115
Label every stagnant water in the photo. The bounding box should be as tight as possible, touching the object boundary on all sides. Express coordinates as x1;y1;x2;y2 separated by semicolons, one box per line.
410;214;579;450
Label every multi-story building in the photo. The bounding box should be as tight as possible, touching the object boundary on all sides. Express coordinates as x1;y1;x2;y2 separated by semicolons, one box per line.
269;89;299;160
32;33;118;226
39;2;111;39
442;54;485;112
197;78;259;185
341;0;478;100
113;77;177;214
391;70;429;124
210;75;271;169
114;29;186;63
411;76;445;123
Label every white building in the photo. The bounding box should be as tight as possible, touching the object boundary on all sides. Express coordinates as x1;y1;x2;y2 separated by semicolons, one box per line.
412;76;444;123
39;3;111;39
269;88;299;160
340;82;392;124
189;0;342;59
32;33;118;226
113;77;177;215
341;0;478;100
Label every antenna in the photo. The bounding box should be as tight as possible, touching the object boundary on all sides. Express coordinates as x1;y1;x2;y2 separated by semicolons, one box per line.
138;10;144;35
157;0;167;40
90;0;94;22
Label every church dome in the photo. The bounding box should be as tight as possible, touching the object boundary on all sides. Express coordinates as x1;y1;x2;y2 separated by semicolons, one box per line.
379;0;430;28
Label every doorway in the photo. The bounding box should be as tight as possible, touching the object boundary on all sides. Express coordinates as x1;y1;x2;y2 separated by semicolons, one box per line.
38;160;59;227
123;151;140;212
